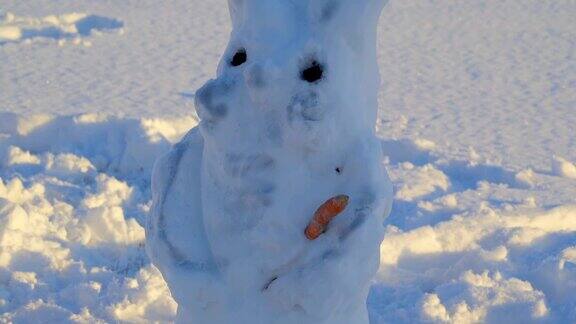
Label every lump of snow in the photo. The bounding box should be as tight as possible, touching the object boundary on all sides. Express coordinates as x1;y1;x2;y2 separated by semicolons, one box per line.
44;153;96;179
551;156;576;179
81;174;135;209
559;247;576;271
106;266;177;323
420;294;450;322
0;26;21;41
395;164;450;201
0;177;45;204
424;271;549;323
1;146;40;166
81;206;144;246
0;12;123;46
515;168;535;187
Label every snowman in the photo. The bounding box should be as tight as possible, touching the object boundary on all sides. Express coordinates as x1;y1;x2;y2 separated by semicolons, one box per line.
146;0;393;323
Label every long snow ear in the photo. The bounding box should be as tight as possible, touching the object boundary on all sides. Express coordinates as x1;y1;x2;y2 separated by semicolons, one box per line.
227;0;245;27
308;0;388;26
307;0;388;52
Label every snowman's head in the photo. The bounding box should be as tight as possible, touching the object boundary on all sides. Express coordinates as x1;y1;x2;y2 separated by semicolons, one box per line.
196;0;387;151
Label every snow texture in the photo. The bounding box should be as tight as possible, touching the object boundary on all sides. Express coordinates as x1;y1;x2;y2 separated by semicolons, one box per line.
1;0;576;323
145;0;393;322
0;11;123;46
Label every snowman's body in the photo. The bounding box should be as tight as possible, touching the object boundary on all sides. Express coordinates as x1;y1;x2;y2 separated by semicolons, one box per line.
146;0;393;323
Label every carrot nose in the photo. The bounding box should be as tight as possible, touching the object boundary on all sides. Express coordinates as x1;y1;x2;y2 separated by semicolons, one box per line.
305;195;350;240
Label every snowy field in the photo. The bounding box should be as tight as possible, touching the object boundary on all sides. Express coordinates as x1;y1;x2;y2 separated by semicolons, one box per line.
1;0;575;323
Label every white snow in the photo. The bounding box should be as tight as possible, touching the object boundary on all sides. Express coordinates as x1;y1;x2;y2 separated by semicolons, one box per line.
419;271;549;323
0;11;123;46
0;114;184;323
147;0;392;322
1;0;575;323
394;163;450;202
551;156;576;180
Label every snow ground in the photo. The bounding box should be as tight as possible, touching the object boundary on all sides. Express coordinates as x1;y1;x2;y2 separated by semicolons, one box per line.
1;0;575;323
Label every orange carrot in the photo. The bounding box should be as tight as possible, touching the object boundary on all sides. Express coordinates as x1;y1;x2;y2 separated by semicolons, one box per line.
305;195;349;240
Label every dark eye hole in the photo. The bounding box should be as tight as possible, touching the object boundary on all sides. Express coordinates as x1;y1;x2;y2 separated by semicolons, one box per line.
230;48;247;66
301;60;324;83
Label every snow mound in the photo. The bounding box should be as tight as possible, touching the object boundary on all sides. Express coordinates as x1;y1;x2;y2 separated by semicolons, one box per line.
0;112;196;179
371;159;576;323
421;271;548;323
0;114;193;323
551;156;576;180
0;11;123;46
367;131;576;323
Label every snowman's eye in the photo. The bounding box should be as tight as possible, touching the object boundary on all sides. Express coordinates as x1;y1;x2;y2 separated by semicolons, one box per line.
301;60;324;83
230;48;247;66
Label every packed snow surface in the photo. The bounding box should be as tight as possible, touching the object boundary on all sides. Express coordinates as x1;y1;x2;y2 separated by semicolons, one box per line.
0;11;123;46
1;0;575;323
